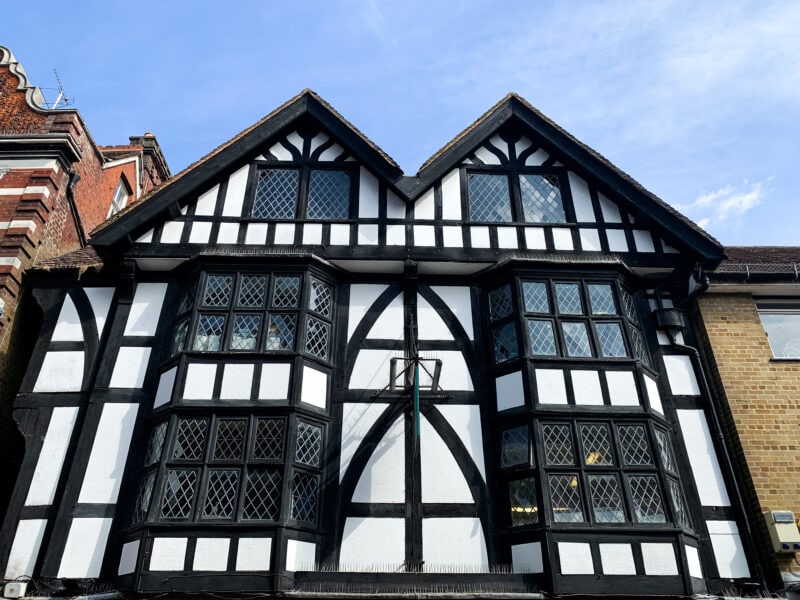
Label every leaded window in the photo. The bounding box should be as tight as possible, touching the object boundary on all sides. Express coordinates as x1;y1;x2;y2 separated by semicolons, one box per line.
252;166;352;221
466;169;566;224
488;284;519;364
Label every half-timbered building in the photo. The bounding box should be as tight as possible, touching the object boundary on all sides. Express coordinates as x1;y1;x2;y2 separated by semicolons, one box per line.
0;91;768;597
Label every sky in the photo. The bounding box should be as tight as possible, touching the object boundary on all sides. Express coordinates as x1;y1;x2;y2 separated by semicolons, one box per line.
3;1;799;245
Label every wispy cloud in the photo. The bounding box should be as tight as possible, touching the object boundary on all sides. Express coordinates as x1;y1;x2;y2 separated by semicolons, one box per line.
678;178;771;229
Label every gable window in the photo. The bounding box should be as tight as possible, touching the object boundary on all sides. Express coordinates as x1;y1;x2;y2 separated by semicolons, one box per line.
757;301;800;358
252;166;351;220
108;178;131;217
467;170;565;224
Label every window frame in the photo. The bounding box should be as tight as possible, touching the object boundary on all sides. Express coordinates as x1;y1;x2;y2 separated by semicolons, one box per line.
756;300;800;359
107;177;132;218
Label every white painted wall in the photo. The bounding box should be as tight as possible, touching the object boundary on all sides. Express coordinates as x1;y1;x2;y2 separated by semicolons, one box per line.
511;541;543;573
347;284;388;341
149;537;187;571
579;228;602;251
117;540;139;576
599;193;622;222
568;173;595;222
300;365;328;409
422;518;488;572
436;405;485;481
352;415;405;502
153;367;177;408
34;351;84;392
441;170;462;220
558;542;594;574
606;229;628;252
160;221;183;243
236;538;272;571
430;286;473;340
220;363;254;400
124;282;167;336
258;363;292;400
436;350;473;391
606;370;640;406
386;190;406;219
4;519;47;579
496;370;525;411
415;189;435;220
340;403;389;482
663;355;701;396
339;517;405;571
417;296;453;341
222;165;249;217
349;349;397;390
195;184;219;215
421;415;473;503
571;370;604;405
367;293;404;340
677;410;730;506
51;295;83;342
640;543;678;575
644;374;664;414
183;363;217;400
109;346;152;388
633;230;656;253
57;517;113;578
25;406;78;506
193;538;230;571
599;544;636;575
358;224;379;245
536;369;568;404
286;540;316;571
84;287;114;339
685;544;703;578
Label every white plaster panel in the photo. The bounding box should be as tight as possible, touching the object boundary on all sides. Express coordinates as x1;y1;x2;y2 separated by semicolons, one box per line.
330;223;351;245
470;226;490;248
421;415;473;502
417;295;453;341
552;228;574;250
571;370;604;405
442;226;463;247
124;282;168;336
441;170;462;220
599;544;636;575
245;223;268;244
386;224;405;245
536;369;567;404
599;193;622;222
352;414;405;502
579;228;602;251
150;537;187;571
236;538;272;571
414;225;436;246
319;143;343;161
606;229;628;252
349;349;396;390
474;145;501;165
286;131;303;152
514;136;533;158
525;148;550;166
685;544;703;578
415;188;435;219
193;538;230;571
309;131;329;154
269;141;293;160
367;292;404;340
497;226;518;248
437;404;485;480
431;286;473;340
511;541;543;573
300;365;328;409
525;227;547;249
258;363;291;400
286;540;316;572
496;370;525;411
340;517;405;571
189;221;212;244
216;222;239;243
641;543;678;575
26;407;78;506
52;295;83;341
341;403;389;482
633;229;656;252
222;165;249;216
154;367;177;408
422;518;488;572
606;370;640;406
220;363;254;400
135;229;153;243
195;184;219;215
160;220;183;243
5;519;47;578
274;223;295;244
109;346;151;388
34;351;84;392
706;521;749;578
57;517;113;578
663;240;680;253
78;403;138;504
644;374;664;415
489;134;509;158
358;224;379;245
663;354;701;395
677;410;730;506
118;540;139;575
386;190;406;218
436;350;473;391
358;167;380;218
84;287;114;338
348;284;388;341
183;363;217;400
302;223;323;245
568;173;595;222
558;542;594;575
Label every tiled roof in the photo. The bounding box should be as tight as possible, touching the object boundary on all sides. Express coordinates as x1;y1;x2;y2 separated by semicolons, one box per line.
711;246;800;281
32;245;104;273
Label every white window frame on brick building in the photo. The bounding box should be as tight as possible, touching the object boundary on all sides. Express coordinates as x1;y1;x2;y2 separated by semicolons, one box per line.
756;300;800;358
108;178;131;218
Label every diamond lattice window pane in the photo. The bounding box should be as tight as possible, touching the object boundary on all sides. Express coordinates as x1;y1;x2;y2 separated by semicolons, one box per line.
668;478;692;529
520;173;565;223
145;422;167;466
296;421;323;467
543;424;574;465
265;314;296;351
172;418;208;460
489;285;513;321
291;471;319;523
273;275;301;307
549;473;585;523
493;322;519;363
309;277;332;317
160;469;197;519
253;168;299;219
555;283;583;315
509;477;538;526
230;314;261;350
171;318;188;356
596;322;628;358
193;314;226;351
619;288;640;325
253;418;285;460
468;173;511;222
563;321;592;357
527;319;557;356
243;468;282;520
238;275;267;308
305;316;330;360
617;425;653;466
133;471;155;523
629;475;666;523
588;284;617;315
588;474;625;523
629;326;651;367
522;281;550;313
213;419;246;460
308;170;350;220
580;423;614;466
203;275;234;307
202;469;239;519
501;426;530;468
654;429;678;474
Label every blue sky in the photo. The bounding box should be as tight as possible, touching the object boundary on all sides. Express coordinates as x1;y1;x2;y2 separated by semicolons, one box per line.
4;1;798;245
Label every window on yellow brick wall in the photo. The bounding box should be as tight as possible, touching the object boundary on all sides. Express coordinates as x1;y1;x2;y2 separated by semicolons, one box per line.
757;301;800;358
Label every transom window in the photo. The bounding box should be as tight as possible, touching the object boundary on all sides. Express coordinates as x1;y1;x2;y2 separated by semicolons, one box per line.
757;301;800;358
467;170;566;224
252;166;351;220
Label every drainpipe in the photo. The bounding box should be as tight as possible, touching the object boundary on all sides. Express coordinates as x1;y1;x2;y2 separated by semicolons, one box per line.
66;170;87;247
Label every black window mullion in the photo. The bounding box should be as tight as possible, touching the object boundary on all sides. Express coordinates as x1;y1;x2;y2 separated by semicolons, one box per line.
297;165;310;219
